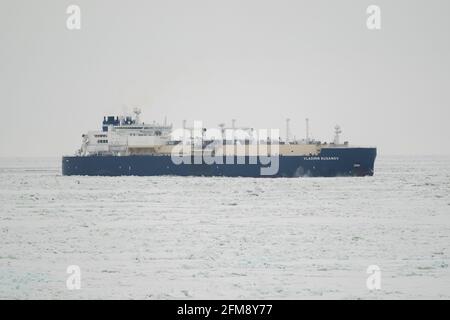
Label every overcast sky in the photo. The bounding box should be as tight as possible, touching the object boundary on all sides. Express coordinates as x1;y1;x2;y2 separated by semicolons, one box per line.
0;0;449;156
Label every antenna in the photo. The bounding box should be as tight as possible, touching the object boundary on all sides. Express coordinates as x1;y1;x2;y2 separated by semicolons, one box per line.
231;119;236;142
333;125;342;144
133;107;142;124
218;123;225;140
286;118;291;143
305;118;310;143
181;120;188;144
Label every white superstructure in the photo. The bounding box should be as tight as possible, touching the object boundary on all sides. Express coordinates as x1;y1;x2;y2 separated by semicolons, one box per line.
79;108;173;156
77;109;349;157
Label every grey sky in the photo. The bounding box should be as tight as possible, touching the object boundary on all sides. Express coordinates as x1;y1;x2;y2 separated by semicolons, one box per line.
0;0;449;156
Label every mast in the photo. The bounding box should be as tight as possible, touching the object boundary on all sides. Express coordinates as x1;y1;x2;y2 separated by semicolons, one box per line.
286;118;290;143
334;125;342;144
305;118;309;143
133;107;141;124
231;119;236;143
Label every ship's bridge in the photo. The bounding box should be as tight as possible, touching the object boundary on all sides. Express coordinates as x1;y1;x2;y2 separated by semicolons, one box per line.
78;108;173;156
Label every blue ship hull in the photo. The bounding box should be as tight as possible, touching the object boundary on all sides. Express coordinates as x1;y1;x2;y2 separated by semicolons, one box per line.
62;147;376;177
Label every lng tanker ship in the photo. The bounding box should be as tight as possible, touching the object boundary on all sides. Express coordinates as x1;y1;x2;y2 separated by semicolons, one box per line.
62;108;376;177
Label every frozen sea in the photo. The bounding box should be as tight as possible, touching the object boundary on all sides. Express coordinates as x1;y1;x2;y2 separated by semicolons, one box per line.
0;156;449;299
